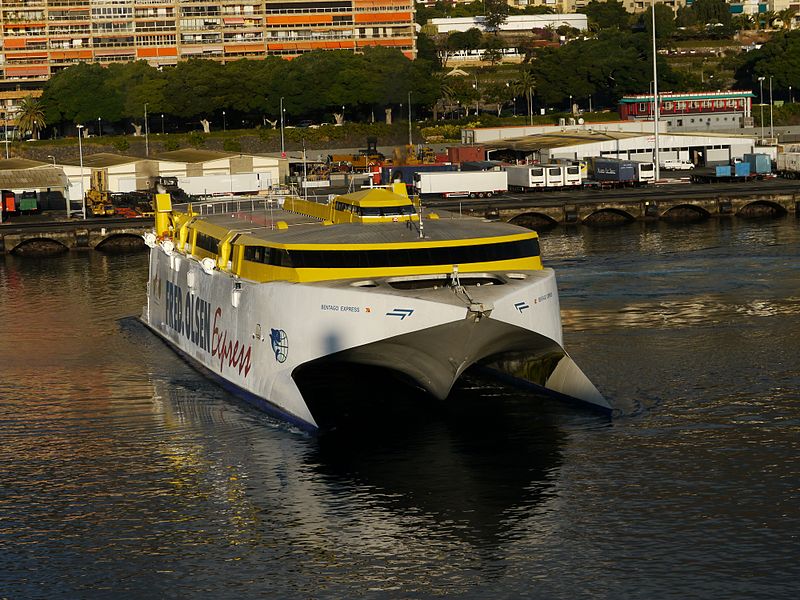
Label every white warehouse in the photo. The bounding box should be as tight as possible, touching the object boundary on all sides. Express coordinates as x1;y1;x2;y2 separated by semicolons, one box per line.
482;130;760;166
429;13;588;34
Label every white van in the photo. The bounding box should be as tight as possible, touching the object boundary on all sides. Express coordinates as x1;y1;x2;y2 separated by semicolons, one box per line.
660;159;694;171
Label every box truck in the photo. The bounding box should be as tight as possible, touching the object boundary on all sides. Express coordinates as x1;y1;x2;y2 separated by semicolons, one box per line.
414;171;508;198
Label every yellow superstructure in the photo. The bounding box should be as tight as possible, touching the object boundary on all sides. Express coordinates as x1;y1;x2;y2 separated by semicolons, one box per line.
165;186;543;284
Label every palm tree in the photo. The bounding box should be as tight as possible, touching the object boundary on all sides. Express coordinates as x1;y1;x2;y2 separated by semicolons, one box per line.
513;68;536;125
432;72;455;121
777;8;797;30
16;96;46;140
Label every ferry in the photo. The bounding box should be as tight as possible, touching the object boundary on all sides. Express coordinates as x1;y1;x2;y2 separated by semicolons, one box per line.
140;184;610;430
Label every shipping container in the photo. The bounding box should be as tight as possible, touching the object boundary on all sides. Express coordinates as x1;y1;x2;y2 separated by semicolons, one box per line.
447;145;486;164
742;153;771;175
734;161;751;177
715;165;732;177
414;171;508;198
587;157;638;183
776;152;800;178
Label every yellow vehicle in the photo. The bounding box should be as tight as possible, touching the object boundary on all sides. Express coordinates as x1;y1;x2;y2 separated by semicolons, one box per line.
85;171;115;216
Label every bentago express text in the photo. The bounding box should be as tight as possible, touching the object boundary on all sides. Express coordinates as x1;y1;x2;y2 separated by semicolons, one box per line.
164;281;252;376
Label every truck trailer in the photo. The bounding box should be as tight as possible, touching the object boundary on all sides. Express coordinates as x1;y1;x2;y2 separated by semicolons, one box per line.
414;170;508;198
588;156;655;188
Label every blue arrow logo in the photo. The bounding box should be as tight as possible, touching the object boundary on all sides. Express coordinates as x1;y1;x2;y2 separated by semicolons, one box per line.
514;301;530;313
386;308;414;320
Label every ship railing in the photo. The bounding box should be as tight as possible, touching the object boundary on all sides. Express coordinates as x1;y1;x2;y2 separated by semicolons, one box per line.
172;191;333;216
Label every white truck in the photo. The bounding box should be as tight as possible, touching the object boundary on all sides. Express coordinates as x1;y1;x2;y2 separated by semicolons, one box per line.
505;165;547;191
414;170;508;198
505;164;583;191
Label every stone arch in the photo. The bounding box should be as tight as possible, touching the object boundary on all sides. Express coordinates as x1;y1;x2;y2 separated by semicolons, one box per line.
661;204;710;222
10;238;69;256
582;208;635;227
737;200;788;219
94;233;147;253
508;212;559;230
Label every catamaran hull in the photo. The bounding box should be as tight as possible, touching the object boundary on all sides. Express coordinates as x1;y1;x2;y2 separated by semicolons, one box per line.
142;245;608;430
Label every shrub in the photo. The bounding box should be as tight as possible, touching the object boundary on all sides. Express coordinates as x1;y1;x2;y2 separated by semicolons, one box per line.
163;137;181;151
187;131;205;148
223;138;242;152
112;137;130;152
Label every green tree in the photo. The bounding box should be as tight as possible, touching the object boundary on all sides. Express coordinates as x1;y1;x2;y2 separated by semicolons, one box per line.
732;31;800;101
777;8;797;30
585;0;629;32
484;0;509;33
513;68;536;122
641;3;677;40
16;96;46;140
42;62;123;127
691;0;731;27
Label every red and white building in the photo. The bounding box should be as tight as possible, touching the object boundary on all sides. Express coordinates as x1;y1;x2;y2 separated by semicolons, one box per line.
618;91;755;131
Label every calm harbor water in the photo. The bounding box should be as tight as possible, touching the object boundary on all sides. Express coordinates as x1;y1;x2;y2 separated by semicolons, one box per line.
1;217;799;599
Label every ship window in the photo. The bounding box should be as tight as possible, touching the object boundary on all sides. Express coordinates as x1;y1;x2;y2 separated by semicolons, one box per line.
359;205;415;217
286;238;540;269
243;239;540;269
195;232;220;254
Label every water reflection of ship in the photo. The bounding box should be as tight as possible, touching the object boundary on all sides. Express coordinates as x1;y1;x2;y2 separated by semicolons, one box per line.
302;365;571;547
146;361;581;558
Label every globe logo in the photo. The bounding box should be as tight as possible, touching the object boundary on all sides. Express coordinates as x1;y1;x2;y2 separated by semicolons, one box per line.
270;328;289;363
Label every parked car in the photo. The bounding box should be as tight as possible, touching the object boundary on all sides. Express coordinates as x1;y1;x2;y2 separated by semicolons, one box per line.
661;159;694;171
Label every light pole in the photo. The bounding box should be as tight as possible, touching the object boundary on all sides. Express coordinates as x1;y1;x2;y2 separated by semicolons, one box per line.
569;94;573;115
758;76;765;141
769;75;774;140
3;117;8;159
341;105;345;123
790;85;793;103
47;154;56;166
472;74;479;116
589;94;592;113
651;0;661;182
97;117;102;137
222;110;226;132
143;103;149;156
407;90;413;146
161;114;165;135
76;124;85;219
279;96;285;157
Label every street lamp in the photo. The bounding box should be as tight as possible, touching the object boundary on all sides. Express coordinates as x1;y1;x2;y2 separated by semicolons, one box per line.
769;75;774;140
97;117;102;137
341;105;345;123
161;114;165;135
569;94;573;115
472;74;479;116
279;96;285;157
47;154;56;166
407;90;413;146
790;85;793;103
76;124;85;219
143;103;149;156
651;0;661;182
222;110;226;132
758;76;765;141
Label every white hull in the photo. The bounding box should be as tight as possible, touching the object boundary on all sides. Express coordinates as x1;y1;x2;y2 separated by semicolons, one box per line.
142;245;608;430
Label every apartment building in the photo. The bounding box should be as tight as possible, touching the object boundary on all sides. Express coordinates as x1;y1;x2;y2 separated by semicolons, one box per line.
0;1;416;131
